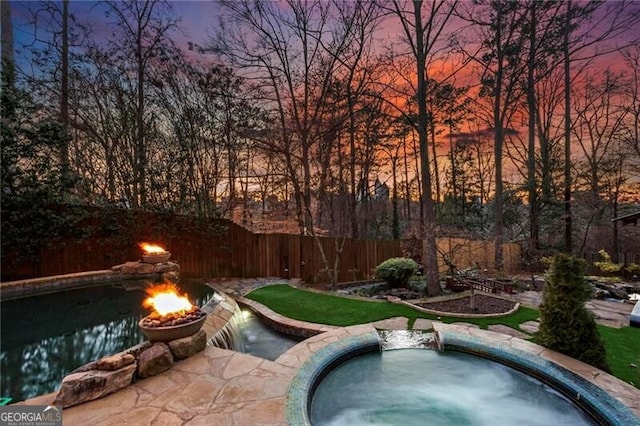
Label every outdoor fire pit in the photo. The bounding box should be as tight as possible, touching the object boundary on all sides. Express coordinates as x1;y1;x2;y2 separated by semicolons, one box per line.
138;281;206;342
139;242;171;264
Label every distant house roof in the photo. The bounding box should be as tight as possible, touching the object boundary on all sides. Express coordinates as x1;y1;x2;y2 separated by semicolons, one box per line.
611;210;640;226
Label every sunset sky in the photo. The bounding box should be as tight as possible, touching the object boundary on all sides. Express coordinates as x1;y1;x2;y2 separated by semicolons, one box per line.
6;0;640;195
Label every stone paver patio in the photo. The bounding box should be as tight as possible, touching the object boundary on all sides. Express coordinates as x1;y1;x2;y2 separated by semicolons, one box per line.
512;290;635;329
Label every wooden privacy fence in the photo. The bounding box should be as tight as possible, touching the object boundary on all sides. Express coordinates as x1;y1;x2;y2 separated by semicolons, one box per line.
1;208;401;283
434;237;521;275
1;208;519;283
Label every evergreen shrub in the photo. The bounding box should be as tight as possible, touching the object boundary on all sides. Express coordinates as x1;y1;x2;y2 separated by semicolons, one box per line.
625;263;640;276
537;254;610;372
375;257;418;288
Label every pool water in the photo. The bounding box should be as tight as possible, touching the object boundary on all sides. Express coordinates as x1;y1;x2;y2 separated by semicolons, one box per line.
236;310;304;361
0;280;214;402
310;349;594;426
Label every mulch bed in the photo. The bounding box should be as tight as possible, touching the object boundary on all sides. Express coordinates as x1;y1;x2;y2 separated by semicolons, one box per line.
415;294;517;315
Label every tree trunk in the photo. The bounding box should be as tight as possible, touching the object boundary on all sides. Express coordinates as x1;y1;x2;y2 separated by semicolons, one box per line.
469;285;476;311
136;24;146;207
449;121;458;203
60;0;70;169
527;2;539;253
403;135;412;222
413;0;440;296
430;116;441;207
392;158;400;239
349;92;359;239
493;2;505;273
563;0;573;254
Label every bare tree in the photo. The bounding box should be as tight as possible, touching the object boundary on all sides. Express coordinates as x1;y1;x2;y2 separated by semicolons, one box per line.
103;0;180;207
14;1;94;180
571;70;632;253
330;1;384;238
524;2;561;253
561;0;640;253
73;47;135;202
383;0;459;296
60;0;69;168
456;0;529;271
212;0;383;285
154;61;252;217
214;0;330;232
572;71;629;198
621;46;640;179
563;0;573;254
1;2;15;105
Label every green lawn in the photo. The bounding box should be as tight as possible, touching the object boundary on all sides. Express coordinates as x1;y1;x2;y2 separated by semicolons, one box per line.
247;284;639;388
598;325;640;388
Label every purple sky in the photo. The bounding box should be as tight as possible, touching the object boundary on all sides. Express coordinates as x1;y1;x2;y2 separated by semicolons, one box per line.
170;1;221;47
10;1;639;60
9;1;221;57
7;0;639;83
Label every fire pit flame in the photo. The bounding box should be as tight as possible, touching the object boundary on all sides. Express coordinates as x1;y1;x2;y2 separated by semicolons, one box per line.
139;242;167;254
139;281;207;341
143;282;193;316
138;242;171;263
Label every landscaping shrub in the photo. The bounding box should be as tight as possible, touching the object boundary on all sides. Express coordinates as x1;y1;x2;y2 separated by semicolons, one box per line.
626;263;640;276
537;253;610;372
593;249;623;274
375;257;418;288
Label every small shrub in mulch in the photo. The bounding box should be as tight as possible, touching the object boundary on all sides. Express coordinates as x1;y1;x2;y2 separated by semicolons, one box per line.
374;257;418;288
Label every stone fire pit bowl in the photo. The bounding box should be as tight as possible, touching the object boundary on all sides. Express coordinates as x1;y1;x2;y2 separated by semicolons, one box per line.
138;314;206;342
141;251;171;264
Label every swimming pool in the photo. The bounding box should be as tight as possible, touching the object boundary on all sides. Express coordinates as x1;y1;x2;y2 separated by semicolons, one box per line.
0;279;214;402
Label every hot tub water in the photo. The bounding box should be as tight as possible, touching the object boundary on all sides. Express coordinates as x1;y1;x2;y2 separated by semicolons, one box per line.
310;349;594;426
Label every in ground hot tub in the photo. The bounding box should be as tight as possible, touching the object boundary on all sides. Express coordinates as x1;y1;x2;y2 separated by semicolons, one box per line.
286;329;640;426
311;349;592;425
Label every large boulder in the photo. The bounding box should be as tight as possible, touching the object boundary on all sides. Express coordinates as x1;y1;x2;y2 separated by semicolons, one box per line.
168;329;206;359
112;261;180;275
95;353;135;371
593;281;629;300
53;363;136;408
136;343;174;379
70;348;143;374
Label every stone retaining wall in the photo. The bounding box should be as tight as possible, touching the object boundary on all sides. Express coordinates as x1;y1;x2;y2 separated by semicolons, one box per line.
0;263;180;301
